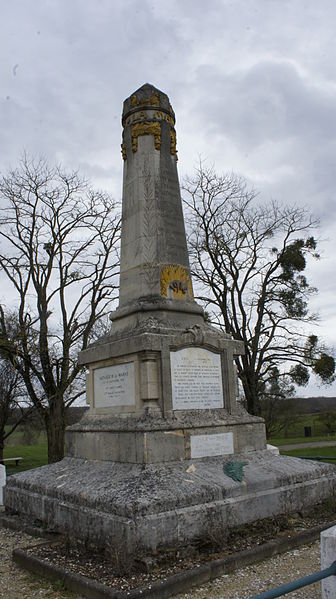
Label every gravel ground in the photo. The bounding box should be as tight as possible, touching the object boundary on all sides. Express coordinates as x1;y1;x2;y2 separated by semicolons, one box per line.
175;542;322;598
0;523;322;599
0;527;82;599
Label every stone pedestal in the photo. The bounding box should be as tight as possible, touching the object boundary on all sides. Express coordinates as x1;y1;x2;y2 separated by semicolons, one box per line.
5;453;335;555
66;322;265;464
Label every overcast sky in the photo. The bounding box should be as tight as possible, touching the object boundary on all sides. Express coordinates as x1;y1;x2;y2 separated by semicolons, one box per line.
1;0;336;396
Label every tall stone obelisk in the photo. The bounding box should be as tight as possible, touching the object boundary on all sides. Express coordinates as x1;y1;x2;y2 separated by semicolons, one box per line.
112;83;204;331
67;84;264;454
5;84;335;559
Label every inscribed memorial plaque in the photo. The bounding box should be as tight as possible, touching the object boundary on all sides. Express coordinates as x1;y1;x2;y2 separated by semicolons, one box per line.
190;432;234;458
94;362;135;408
170;347;223;410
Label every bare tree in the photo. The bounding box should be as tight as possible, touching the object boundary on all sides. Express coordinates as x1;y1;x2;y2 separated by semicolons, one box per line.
0;360;33;461
183;164;335;416
318;410;336;435
258;367;298;438
0;156;120;462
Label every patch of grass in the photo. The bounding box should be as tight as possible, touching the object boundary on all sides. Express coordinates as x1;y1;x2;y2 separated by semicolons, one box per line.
3;440;48;473
4;429;25;445
281;445;336;464
28;571;78;597
269;434;336;446
268;411;336;444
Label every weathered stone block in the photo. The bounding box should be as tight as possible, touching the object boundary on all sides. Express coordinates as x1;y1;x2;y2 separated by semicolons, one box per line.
5;452;336;556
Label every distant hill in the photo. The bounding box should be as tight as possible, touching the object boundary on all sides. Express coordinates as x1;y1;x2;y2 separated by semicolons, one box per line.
7;405;89;426
295;397;336;413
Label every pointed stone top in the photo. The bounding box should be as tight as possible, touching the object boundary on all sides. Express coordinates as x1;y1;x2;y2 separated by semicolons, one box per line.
133;82;161;96
122;83;175;125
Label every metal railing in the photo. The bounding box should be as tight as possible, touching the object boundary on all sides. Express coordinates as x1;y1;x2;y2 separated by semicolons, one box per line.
249;560;336;598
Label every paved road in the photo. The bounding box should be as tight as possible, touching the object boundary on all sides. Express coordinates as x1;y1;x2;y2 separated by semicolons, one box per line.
280;440;336;450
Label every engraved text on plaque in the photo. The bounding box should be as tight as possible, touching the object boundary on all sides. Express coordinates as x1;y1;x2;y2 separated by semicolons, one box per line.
94;362;135;408
190;432;234;458
170;347;223;410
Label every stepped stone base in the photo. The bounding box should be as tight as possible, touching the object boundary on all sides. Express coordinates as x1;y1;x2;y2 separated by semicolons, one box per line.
66;410;266;463
4;450;336;556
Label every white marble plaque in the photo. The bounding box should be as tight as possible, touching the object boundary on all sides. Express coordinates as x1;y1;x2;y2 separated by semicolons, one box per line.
94;362;135;408
170;347;223;410
190;432;234;458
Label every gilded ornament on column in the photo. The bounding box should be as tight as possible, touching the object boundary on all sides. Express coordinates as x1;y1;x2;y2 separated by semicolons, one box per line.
131;122;161;152
170;128;177;159
153;111;175;127
160;265;194;300
130;92;160;108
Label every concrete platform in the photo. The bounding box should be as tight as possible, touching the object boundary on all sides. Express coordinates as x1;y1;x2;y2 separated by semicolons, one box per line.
4;450;336;556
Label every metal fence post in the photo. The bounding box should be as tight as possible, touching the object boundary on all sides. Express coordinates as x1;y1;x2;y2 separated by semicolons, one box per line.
0;464;5;505
321;525;336;598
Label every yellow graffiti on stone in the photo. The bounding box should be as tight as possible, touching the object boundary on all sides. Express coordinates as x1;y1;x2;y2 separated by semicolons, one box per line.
121;142;127;160
153;110;175;127
131;122;161;152
130;92;160;108
170;128;178;159
160;265;193;300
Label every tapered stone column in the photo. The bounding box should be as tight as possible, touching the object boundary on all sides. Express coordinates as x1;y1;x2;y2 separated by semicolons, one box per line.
111;84;204;332
119;84;194;310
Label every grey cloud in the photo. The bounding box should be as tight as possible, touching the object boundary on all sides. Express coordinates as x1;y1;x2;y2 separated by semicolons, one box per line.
1;0;336;396
182;59;336;223
192;60;336;147
0;0;191;173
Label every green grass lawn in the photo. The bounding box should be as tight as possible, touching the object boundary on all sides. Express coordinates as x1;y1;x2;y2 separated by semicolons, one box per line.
280;445;336;465
269;434;336;446
268;411;336;446
3;432;48;473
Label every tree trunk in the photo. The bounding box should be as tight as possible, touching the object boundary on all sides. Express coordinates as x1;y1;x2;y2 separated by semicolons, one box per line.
45;398;66;463
241;371;261;416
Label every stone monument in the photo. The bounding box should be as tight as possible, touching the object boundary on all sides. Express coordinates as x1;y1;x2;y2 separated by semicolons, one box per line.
4;84;336;557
